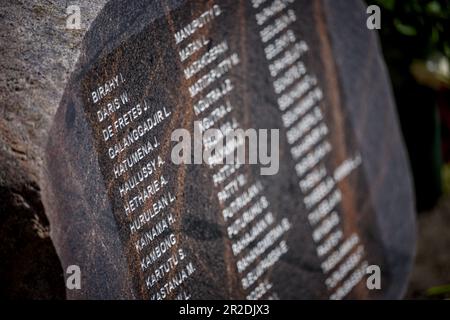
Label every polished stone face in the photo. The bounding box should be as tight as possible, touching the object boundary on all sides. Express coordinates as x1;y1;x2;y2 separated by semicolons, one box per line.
43;0;416;299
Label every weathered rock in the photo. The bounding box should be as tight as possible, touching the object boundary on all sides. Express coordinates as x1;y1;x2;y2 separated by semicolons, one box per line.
42;0;416;299
0;0;107;298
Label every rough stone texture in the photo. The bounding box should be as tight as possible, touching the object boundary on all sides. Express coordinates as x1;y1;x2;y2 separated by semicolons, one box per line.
0;0;418;300
0;0;107;299
42;0;416;299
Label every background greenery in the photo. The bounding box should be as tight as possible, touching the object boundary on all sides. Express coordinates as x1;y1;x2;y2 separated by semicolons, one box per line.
367;0;450;211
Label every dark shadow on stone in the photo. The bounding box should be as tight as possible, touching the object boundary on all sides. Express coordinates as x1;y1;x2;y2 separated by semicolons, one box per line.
182;216;223;241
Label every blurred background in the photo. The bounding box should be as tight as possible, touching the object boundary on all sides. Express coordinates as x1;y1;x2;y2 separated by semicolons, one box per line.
367;0;450;299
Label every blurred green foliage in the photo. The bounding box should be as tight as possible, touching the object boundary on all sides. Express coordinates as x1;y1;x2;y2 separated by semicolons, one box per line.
368;2;450;298
426;283;450;298
443;164;450;194
369;0;449;61
366;0;450;210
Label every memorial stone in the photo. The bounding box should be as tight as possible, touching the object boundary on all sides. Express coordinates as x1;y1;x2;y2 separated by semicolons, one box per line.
43;0;416;299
